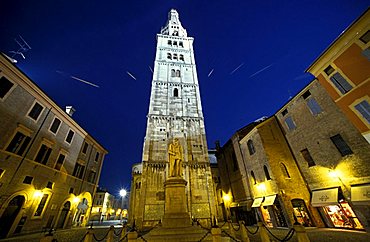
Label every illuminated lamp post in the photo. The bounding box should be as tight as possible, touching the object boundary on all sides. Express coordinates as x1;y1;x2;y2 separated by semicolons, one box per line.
119;189;127;223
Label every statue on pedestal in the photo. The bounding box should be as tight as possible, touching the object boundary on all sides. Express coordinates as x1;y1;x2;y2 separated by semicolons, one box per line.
168;138;183;177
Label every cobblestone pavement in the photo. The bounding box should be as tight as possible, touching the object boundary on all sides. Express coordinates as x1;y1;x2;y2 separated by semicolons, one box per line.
1;225;370;242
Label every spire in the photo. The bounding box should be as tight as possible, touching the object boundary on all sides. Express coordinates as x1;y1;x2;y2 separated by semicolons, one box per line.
160;9;188;37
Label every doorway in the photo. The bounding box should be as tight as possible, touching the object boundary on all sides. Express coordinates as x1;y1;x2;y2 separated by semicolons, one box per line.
56;201;71;229
0;195;25;238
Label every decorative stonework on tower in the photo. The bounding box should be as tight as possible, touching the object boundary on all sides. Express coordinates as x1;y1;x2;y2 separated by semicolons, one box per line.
130;9;216;229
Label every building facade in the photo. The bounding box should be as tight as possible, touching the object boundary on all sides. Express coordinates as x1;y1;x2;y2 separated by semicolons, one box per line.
129;9;217;228
276;79;370;230
306;9;370;143
0;53;107;238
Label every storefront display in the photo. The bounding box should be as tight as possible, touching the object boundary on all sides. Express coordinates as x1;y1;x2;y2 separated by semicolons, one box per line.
322;202;363;229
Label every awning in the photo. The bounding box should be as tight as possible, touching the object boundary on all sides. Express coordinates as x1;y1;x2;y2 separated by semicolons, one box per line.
351;185;370;205
251;197;263;207
311;188;338;207
262;195;276;206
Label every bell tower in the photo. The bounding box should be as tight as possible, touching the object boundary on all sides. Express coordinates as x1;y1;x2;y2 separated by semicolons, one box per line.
131;9;216;229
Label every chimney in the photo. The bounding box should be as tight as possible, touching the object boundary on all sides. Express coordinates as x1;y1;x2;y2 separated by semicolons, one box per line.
65;106;76;116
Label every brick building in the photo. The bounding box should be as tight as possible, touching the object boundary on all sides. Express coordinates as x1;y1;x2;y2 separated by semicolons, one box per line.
0;53;107;238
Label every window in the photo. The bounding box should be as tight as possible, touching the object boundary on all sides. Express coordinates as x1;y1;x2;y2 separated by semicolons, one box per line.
23;176;33;184
46;181;54;189
300;149;315;167
324;65;352;94
362;48;370;61
173;54;178;60
285;116;296;130
69;188;74;194
354;100;370;124
54;153;65;170
168;40;172;46
179;41;184;47
173;88;179;97
35;144;52;165
65;129;75;144
280;163;290;178
28;102;44;121
281;109;288;116
6;131;31;156
82;142;89;154
73;162;85;179
330;134;353;156
167;53;172;59
171;69;176;77
95;152;100;162
359;30;370;44
49;117;61;134
247;140;255;155
306;98;322;115
302;90;311;99
179;54;184;61
263;165;271;180
88;171;96;183
251;171;256;184
0;169;5;179
173;41;177;46
176;70;181;77
0;76;14;99
34;194;49;217
232;153;239;171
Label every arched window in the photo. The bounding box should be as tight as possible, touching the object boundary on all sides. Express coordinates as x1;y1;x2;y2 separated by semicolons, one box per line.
173;88;178;97
251;171;257;184
167;53;172;59
173;53;178;60
179;41;184;47
171;69;175;77
264;165;271;180
176;70;181;77
179;54;184;61
173;41;178;46
247;140;255;155
168;40;172;46
280;163;290;178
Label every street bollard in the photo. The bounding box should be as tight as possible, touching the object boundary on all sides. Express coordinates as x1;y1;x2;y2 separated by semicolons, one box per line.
127;231;138;242
106;225;115;242
120;225;127;240
83;228;94;242
211;227;222;242
239;221;250;242
258;222;271;242
293;224;310;242
228;220;236;239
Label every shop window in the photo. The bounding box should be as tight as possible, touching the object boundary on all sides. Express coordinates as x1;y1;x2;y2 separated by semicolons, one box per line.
34;194;49;217
28;102;44;121
247;139;255;155
176;70;181;77
35;144;52;165
49;117;61;134
284;116;296;130
65;129;75;144
263;165;271;180
0;76;14;99
300;148;315;167
324;65;352;94
359;30;370;44
251;171;256;184
291;199;312;227
82;142;89;154
167;53;172;59
232;153;239;171
6;131;31;156
354;100;370;124
54;153;66;171
173;88;178;97
73;162;85;179
171;69;176;77
323;201;363;229
306;98;322;115
23;176;33;184
330;134;353;156
280;163;290;178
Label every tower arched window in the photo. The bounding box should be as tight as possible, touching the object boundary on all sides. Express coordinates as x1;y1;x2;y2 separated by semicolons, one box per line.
173;41;178;46
264;165;271;180
173;88;179;97
251;170;257;184
171;69;176;77
173;54;178;60
179;41;184;47
176;70;181;77
247;140;255;155
280;163;290;178
168;40;172;46
179;54;184;61
167;53;172;59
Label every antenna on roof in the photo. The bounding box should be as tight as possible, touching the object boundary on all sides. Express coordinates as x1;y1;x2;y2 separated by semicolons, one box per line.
8;35;32;63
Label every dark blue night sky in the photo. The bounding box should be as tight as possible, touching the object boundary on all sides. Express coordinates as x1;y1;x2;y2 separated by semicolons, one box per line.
1;0;368;196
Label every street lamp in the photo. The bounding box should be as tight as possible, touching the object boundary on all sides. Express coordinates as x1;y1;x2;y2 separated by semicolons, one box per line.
119;189;127;223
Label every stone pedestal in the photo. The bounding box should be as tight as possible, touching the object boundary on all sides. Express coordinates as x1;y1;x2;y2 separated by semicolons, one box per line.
162;177;191;228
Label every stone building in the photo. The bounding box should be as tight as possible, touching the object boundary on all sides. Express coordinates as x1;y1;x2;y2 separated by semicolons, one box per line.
129;9;217;229
276;79;370;230
306;9;370;143
0;53;107;238
90;188;114;221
